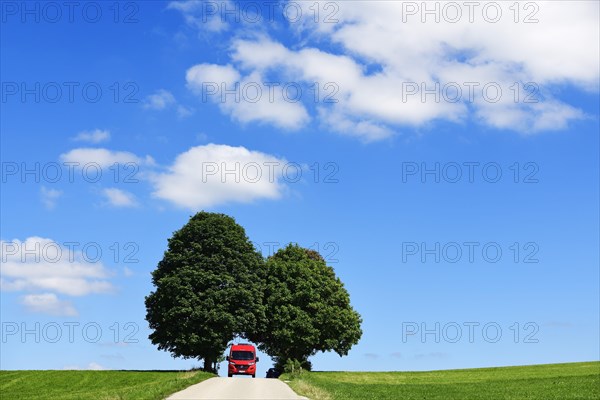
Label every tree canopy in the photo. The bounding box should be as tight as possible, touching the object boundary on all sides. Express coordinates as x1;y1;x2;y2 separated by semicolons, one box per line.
248;244;363;370
145;213;362;371
144;212;265;371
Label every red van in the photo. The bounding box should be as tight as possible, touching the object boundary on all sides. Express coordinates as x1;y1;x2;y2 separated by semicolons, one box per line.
226;343;259;378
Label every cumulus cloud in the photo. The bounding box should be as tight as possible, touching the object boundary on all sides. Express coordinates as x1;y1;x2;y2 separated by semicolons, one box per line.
150;144;288;209
59;148;154;168
72;129;111;144
21;293;78;317
101;188;138;208
185;1;598;140
57;144;290;209
1;237;114;297
40;186;63;209
186;64;310;130
143;89;176;110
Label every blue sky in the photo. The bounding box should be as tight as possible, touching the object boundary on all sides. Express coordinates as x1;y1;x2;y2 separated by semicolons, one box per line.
1;1;598;376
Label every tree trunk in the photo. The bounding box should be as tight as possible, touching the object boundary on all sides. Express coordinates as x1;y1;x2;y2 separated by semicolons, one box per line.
203;358;214;372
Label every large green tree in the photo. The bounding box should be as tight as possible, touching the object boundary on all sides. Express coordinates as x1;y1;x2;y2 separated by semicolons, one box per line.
145;212;265;372
249;244;363;369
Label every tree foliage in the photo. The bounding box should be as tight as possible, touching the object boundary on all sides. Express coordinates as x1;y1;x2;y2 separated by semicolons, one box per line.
249;244;363;369
146;214;362;371
144;212;265;371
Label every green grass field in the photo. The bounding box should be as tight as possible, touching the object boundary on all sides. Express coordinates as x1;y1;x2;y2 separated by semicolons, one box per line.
0;370;214;400
284;362;600;400
1;362;597;399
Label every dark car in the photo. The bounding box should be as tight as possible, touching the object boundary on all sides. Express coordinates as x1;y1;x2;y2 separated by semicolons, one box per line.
266;368;282;378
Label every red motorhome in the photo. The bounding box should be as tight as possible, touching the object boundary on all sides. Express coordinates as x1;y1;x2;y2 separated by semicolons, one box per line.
226;343;259;378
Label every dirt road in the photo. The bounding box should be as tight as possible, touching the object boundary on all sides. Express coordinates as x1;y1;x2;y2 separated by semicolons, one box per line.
166;377;308;399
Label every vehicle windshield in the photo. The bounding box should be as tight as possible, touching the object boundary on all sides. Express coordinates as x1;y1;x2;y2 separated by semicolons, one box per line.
231;351;254;360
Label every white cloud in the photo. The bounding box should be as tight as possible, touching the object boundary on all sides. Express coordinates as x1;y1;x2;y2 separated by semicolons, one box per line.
150;144;288;209
295;1;598;86
168;0;231;33
186;64;310;130
59;148;153;168
58;144;291;209
1;237;114;297
143;89;193;118
72;129;111;144
143;89;176;110
57;148;152;207
63;362;105;370
187;63;240;87
87;362;105;370
101;188;138;208
40;186;63;209
21;293;78;317
317;106;395;142
177;105;194;117
187;1;598;140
